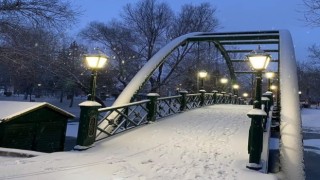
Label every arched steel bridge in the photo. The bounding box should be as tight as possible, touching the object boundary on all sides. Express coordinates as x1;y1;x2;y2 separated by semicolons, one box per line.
94;30;303;180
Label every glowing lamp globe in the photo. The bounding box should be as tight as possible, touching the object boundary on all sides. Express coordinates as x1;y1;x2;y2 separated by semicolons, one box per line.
232;84;239;89
85;54;108;69
246;47;271;71
199;71;208;78
220;78;228;84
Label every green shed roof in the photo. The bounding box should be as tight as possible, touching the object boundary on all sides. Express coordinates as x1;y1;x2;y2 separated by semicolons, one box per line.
0;101;75;123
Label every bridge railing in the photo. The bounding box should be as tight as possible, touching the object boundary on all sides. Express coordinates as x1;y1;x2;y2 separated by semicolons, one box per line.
93;92;245;141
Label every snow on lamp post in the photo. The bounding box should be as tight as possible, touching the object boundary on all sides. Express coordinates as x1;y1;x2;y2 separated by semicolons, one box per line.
198;70;208;91
84;53;108;101
265;72;275;91
246;46;271;170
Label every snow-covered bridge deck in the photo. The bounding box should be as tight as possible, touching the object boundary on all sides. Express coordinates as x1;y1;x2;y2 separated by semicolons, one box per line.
0;104;276;179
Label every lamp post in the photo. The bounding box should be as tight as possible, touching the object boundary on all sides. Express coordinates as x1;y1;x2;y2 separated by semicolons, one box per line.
298;91;302;100
232;84;239;96
246;46;271;170
198;70;208;91
75;53;108;150
265;72;275;91
37;83;41;98
84;53;108;101
220;77;228;92
243;92;249;104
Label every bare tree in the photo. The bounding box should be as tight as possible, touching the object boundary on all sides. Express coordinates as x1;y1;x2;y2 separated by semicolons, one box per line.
0;0;80;99
151;3;220;93
0;0;79;31
80;21;141;90
302;0;320;26
122;0;174;91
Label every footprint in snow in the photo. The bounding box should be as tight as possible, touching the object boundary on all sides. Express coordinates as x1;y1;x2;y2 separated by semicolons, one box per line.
141;159;153;164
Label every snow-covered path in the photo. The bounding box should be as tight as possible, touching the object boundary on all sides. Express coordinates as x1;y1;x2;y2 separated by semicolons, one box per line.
0;105;276;180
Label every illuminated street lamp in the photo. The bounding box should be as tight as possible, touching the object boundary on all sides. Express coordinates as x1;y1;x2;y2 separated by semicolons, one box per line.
265;72;275;91
36;83;42;98
298;91;302;100
270;85;277;91
84;53;108;101
246;46;271;170
198;70;208;90
232;84;239;96
220;77;228;91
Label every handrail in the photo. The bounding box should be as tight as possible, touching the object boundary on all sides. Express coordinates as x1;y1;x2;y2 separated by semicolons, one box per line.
95;92;246;141
98;100;150;112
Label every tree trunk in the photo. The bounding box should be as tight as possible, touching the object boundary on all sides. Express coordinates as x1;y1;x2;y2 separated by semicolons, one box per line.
60;90;63;103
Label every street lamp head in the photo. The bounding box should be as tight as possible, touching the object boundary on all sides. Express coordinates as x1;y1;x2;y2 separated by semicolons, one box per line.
246;46;271;71
198;70;208;78
243;93;248;98
265;72;275;79
232;84;239;89
270;85;277;90
299;91;302;95
84;53;108;69
220;77;228;84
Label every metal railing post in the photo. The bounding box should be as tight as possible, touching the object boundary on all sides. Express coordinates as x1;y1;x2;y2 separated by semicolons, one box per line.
212;90;218;104
147;93;160;122
179;90;188;112
74;101;101;150
199;90;206;106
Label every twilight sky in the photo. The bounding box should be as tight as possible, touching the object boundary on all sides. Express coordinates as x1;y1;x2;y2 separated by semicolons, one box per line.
71;0;320;61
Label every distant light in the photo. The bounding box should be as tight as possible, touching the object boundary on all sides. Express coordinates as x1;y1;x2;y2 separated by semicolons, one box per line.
270;85;277;90
232;84;239;89
243;93;248;97
198;71;208;78
220;77;228;84
265;72;275;79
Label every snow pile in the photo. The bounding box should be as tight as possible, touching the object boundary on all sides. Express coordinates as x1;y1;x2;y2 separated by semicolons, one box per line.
0;105;276;180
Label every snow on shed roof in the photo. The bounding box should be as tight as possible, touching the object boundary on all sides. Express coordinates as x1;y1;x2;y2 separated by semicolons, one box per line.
0;101;75;123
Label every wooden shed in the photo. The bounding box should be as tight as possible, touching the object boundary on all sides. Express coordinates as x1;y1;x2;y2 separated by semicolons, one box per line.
0;101;75;153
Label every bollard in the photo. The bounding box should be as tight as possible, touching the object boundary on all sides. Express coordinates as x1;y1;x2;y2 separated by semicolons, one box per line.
74;101;101;150
179;90;188;111
199;89;206;106
147;93;160;122
246;108;267;170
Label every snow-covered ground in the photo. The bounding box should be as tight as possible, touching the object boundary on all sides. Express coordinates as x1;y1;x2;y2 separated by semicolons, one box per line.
302;108;320;154
0;105;277;180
